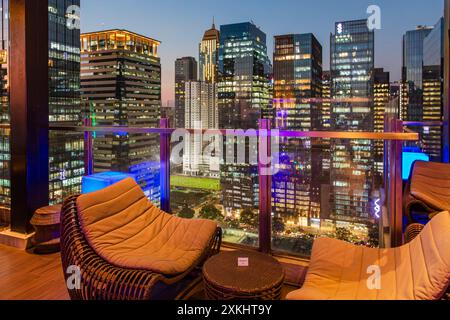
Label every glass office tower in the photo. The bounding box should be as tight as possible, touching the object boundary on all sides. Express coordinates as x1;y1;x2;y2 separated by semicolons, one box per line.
218;22;271;217
81;30;162;205
422;18;444;162
218;22;272;130
330;20;375;222
402;26;433;122
48;0;84;204
272;33;326;229
0;0;84;226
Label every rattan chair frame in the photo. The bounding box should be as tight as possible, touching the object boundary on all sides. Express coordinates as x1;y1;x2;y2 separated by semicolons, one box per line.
60;195;222;300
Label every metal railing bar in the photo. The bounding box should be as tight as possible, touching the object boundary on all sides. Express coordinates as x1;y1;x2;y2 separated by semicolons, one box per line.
48;125;419;141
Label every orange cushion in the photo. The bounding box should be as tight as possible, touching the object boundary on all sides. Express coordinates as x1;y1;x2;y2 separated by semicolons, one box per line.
76;178;218;276
286;212;450;300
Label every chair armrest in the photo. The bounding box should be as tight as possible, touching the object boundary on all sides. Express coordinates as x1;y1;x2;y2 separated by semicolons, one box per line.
405;223;424;243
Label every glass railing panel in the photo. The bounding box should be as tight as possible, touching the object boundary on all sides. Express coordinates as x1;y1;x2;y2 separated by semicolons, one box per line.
169;128;260;248
0;126;10;228
271;136;384;257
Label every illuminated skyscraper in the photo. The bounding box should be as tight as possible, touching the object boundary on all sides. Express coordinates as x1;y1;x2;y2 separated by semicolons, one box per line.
321;71;331;129
183;80;219;177
373;68;390;174
175;57;198;129
218;22;272;130
330;19;375;222
218;22;271;215
402;26;433;122
272;33;324;226
199;21;220;84
81;30;161;204
0;0;84;226
423;18;444;161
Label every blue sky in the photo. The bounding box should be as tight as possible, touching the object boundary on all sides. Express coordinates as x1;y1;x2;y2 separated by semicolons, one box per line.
81;0;444;104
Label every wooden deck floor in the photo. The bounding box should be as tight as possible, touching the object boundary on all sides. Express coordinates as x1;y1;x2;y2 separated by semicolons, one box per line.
0;245;300;300
0;245;69;300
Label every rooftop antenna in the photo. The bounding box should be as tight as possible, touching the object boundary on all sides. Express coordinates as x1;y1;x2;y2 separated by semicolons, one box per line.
212;16;215;29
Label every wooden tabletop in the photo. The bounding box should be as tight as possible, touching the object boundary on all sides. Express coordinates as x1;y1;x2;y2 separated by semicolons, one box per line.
203;250;285;295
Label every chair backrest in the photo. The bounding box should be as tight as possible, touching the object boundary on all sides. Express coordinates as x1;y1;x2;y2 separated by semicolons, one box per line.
410;161;450;211
402;211;450;300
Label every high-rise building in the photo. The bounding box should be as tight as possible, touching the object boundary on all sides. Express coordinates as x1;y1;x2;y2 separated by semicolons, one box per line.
272;33;325;226
218;22;272;215
373;68;390;174
48;0;84;205
183;80;219;177
175;57;198;129
80;30;161;205
402;26;433;122
273;34;322;131
330;19;375;222
0;0;84;226
218;22;272;130
423;18;444;161
199;21;220;84
321;71;331;129
0;0;9;226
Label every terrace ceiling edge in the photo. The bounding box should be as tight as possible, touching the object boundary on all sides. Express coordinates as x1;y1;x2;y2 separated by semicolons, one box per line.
9;0;49;234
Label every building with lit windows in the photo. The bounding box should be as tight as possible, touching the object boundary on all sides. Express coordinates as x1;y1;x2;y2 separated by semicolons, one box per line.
0;0;84;225
272;33;325;227
175;57;198;129
330;19;375;222
373;68;390;174
80;29;161;204
183;80;219;177
422;18;444;162
321;71;331;129
402;26;433;122
218;22;272;130
218;22;271;215
199;21;220;84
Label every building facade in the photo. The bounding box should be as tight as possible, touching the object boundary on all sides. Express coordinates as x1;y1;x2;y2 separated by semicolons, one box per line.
402;26;433;122
183;80;219;177
422;18;444;162
80;29;161;205
218;22;272;215
373;68;390;174
199;22;220;84
218;22;272;130
272;33;325;227
330;19;375;222
175;57;198;129
0;0;84;226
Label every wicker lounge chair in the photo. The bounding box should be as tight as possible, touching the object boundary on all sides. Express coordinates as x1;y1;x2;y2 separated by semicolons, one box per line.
286;211;450;300
60;178;222;300
404;161;450;224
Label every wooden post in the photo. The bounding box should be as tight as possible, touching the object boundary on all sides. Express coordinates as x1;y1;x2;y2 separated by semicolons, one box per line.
9;0;49;234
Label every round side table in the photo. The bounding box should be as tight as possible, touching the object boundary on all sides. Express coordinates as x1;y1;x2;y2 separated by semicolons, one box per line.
203;250;285;300
30;204;62;254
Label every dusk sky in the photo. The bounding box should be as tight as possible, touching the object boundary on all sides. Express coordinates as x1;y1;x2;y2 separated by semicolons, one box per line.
81;0;444;105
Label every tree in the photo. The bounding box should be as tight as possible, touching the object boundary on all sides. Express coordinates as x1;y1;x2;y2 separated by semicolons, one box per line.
335;227;352;242
240;208;257;228
272;217;285;233
199;204;222;221
178;206;195;219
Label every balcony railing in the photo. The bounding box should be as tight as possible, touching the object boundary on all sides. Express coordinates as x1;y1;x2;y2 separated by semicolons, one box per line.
48;118;418;258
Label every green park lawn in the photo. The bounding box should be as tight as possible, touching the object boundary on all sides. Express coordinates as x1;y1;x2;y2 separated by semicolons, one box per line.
171;175;221;191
